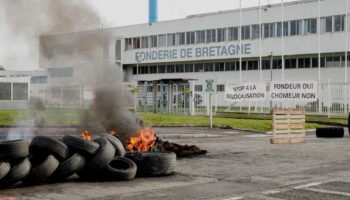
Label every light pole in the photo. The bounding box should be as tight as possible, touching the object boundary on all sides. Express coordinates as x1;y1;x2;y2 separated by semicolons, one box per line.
270;51;273;110
135;59;141;113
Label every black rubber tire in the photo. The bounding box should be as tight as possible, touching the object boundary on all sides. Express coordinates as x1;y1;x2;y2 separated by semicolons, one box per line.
0;158;31;188
0;162;10;180
101;134;126;157
49;153;86;182
316;127;344;138
78;137;115;180
24;155;59;184
30;136;69;161
103;157;137;181
0;140;29;160
126;152;176;176
63;135;100;155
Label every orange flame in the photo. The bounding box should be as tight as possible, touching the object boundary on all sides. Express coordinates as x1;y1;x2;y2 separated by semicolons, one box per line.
81;130;92;140
127;127;156;152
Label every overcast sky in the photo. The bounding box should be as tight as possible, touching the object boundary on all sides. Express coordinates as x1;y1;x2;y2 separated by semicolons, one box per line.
0;0;298;71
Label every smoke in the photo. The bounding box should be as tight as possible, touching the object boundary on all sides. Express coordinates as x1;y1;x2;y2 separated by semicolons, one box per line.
0;0;100;70
2;0;140;140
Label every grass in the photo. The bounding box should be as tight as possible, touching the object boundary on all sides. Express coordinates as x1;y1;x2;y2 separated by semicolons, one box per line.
0;109;342;132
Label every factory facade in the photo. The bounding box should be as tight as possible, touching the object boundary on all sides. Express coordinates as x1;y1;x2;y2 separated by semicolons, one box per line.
39;0;350;115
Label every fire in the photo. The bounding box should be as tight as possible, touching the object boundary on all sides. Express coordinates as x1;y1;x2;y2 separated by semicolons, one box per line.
127;127;156;152
81;130;92;140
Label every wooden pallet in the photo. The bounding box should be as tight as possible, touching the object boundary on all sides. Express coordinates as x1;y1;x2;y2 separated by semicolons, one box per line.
271;109;306;144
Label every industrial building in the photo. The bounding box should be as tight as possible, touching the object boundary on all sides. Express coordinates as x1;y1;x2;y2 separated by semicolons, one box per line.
39;0;350;115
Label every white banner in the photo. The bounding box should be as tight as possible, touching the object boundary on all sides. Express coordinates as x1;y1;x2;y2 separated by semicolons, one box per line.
225;82;266;102
270;81;318;102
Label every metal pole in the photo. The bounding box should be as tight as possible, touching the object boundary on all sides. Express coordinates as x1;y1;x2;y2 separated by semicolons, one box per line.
239;0;242;83
209;93;213;128
281;0;285;81
270;52;273;110
318;0;322;114
259;0;262;81
345;0;348;83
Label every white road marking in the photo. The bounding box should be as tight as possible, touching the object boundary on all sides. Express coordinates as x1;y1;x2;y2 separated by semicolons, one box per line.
294;181;324;189
221;197;243;200
302;187;350;197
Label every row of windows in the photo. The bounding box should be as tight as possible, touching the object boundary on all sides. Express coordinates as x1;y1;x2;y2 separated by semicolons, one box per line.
125;14;348;50
132;55;350;75
144;84;225;93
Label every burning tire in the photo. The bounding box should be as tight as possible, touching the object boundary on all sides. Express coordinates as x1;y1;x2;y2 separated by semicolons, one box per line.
126;152;176;176
30;136;70;161
49;153;86;182
0;162;10;180
103;157;137;181
24;155;59;184
0;140;29;160
63;135;100;155
78;137;115;180
0;158;31;187
316;127;344;138
101;134;126;157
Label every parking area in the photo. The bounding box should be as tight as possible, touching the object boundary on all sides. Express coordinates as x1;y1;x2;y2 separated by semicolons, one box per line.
1;127;350;200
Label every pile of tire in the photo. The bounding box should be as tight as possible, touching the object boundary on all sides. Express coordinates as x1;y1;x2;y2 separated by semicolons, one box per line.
0;134;137;188
316;127;344;138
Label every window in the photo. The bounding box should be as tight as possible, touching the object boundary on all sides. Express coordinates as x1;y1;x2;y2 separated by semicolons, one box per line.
0;83;11;100
194;63;204;72
133;67;137;75
334;15;345;32
185;64;193;72
282;22;289;36
241;61;247;70
194;85;203;92
247;61;258;70
262;60;271;70
290;20;303;35
298;58;311;68
217;85;225;92
273;60;282;69
115;40;121;61
215;63;225;71
333;56;341;67
304;18;317;34
321;16;333;32
204;63;214;72
217;28;226;42
241;25;251;40
158;34;167;47
176;32;186;45
140;66;149;74
150;35;157;48
206;29;216;43
13;83;28;100
225;62;236;71
276;22;282;37
133;38;140;49
228;27;239;41
158;65;166;73
285;59;297;69
149;66;157;74
251;24;260;39
186;32;195;44
312;58;318;68
31;76;48;84
196;30;205;44
167;34;175;46
141;37;149;48
175;64;184;73
125;38;132;50
49;68;73;77
263;23;276;38
166;65;175;73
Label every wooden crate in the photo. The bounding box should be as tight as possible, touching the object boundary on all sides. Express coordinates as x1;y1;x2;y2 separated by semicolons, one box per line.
271;109;306;144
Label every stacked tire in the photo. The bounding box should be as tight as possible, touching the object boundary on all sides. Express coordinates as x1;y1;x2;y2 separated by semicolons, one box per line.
0;140;30;188
0;134;139;188
126;151;176;177
316;127;344;138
